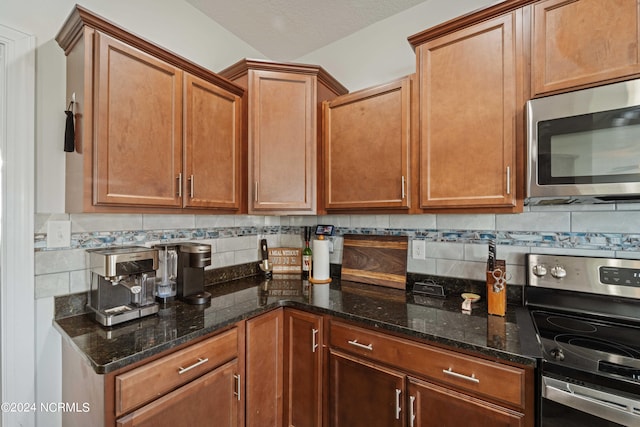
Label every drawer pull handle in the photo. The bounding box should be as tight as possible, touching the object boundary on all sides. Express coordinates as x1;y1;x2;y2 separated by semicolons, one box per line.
312;328;319;353
348;339;373;351
442;367;479;384
178;357;209;375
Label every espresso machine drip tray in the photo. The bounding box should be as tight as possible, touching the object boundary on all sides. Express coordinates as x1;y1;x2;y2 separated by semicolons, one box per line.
90;303;159;327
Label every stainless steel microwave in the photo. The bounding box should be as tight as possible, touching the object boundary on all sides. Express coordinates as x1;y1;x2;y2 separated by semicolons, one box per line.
526;78;640;205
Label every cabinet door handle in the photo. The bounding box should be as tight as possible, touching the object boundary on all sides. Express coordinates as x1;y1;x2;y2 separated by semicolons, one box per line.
189;174;194;198
312;328;319;353
176;173;182;197
506;166;511;195
177;357;208;374
442;367;479;383
233;374;241;401
347;339;373;351
401;176;406;200
395;388;402;420
409;395;416;427
254;181;258;202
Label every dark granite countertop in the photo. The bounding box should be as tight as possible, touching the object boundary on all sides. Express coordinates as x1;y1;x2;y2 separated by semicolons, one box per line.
54;275;541;374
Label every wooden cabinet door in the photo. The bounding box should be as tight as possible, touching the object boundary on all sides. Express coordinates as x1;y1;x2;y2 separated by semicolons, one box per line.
284;309;323;427
93;32;183;208
323;78;411;210
115;359;240;427
408;377;523;427
329;350;405;427
417;12;519;209
249;70;316;214
184;73;242;210
246;308;284;427
532;0;640;96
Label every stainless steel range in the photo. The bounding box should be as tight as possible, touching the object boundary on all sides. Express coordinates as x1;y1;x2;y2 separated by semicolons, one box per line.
525;254;640;427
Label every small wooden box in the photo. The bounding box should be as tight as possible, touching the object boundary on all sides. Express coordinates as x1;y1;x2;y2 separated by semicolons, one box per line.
486;259;506;317
268;247;302;274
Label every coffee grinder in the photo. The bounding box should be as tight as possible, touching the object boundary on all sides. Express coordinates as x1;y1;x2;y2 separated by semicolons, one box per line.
87;247;159;326
177;242;212;304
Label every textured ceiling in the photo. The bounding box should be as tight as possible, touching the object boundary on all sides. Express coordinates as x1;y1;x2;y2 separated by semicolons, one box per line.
187;0;427;61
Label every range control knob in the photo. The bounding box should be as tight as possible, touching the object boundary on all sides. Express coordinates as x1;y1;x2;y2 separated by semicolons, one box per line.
550;265;567;279
549;348;564;361
532;264;548;277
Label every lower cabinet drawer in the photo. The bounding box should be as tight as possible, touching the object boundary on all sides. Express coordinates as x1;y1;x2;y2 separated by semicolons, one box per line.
330;320;525;409
115;327;238;416
116;359;239;427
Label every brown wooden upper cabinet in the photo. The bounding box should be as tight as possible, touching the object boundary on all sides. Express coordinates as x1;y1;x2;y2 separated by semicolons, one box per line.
410;10;522;210
219;59;347;215
56;6;244;213
323;76;413;211
532;0;640;96
184;74;243;210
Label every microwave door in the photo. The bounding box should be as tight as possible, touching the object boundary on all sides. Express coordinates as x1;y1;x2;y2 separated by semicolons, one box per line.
529;104;640;199
539;106;640;185
527;78;640;200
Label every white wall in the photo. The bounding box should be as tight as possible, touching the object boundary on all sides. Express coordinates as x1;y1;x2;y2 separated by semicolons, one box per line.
296;0;495;91
1;23;36;427
1;0;266;214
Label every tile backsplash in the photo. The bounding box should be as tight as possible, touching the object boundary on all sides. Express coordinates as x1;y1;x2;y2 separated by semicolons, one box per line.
34;203;640;300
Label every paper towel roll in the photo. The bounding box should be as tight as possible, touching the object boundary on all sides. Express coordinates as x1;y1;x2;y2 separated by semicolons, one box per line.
312;239;330;281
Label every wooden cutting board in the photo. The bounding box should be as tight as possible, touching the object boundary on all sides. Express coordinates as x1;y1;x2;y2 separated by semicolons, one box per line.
341;234;408;289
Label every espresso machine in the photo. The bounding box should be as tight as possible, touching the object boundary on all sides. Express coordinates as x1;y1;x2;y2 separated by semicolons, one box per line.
177;242;212;304
87;247;159;326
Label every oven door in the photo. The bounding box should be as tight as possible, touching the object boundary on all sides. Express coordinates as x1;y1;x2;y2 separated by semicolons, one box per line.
541;376;640;427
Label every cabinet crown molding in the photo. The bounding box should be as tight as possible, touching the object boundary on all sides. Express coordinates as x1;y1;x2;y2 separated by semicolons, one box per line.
408;0;535;48
220;58;348;96
55;4;244;97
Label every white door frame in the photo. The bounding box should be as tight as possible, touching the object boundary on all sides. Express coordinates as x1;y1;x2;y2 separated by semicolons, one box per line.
0;24;36;427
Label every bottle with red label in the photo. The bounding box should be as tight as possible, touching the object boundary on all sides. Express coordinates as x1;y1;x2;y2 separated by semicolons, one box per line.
302;227;312;279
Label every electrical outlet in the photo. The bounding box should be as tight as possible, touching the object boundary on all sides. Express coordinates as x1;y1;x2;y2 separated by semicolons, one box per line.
47;220;71;248
412;240;426;260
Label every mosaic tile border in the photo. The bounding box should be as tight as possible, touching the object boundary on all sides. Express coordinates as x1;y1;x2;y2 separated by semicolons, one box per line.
336;227;640;251
34;226;278;251
35;226;640;253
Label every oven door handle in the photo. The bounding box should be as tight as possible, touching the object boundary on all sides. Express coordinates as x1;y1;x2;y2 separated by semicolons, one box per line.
543;376;640;426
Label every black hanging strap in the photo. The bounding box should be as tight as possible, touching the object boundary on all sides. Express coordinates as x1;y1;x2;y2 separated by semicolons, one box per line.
64;101;75;152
